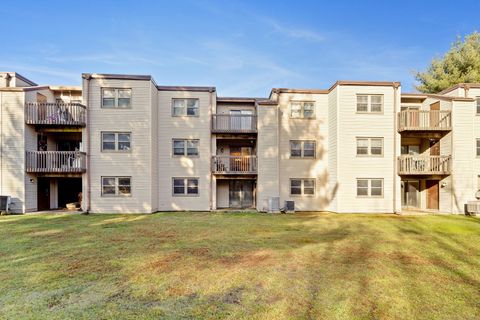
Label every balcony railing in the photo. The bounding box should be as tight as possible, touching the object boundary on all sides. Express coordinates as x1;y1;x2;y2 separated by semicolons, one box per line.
398;155;451;175
398;110;451;132
26;151;86;173
212;155;257;174
212;114;257;133
25;103;86;126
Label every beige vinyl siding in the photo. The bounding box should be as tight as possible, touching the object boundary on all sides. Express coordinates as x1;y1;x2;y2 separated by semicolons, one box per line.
150;82;159;212
335;85;398;213
256;104;279;211
86;78;153;213
157;90;213;211
277;93;329;211
327;86;338;212
216;180;229;208
216;104;255;114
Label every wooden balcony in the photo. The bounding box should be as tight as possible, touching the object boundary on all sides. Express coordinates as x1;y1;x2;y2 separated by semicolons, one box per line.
398;110;451;132
398;155;451;175
212;156;257;174
25;103;86;126
26;151;86;173
212;114;257;133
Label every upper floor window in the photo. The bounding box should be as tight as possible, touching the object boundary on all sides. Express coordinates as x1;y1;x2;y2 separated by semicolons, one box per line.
290;140;316;158
477;139;480;157
290;101;315;119
356;137;383;156
357;95;383;113
173;178;199;196
172;98;199;116
102;88;132;108
476;97;480;115
101;132;131;152
357;178;383;197
290;178;315;196
102;176;131;196
173;139;199;156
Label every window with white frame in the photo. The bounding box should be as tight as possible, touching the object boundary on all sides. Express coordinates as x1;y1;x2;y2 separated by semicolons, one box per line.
290;140;316;158
290;101;315;119
172;98;199;116
477;97;480;115
477;139;480;157
102;177;131;196
357;179;383;197
356;95;383;113
290;179;315;196
173;178;199;196
102;88;132;108
356;137;383;156
101;132;131;151
172;139;199;156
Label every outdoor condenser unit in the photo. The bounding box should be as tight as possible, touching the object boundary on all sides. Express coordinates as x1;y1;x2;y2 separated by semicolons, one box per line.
466;201;480;216
0;196;11;214
268;197;280;213
284;200;295;213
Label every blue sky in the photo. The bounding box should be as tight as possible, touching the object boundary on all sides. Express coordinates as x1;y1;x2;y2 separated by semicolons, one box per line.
1;0;479;96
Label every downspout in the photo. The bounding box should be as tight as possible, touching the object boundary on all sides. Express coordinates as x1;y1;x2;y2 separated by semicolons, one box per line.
0;92;2;195
209;88;214;210
84;75;92;213
393;83;400;214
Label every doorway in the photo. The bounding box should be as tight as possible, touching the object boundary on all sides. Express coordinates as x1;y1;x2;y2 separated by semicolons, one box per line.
402;181;420;208
57;178;82;208
426;180;439;210
230;147;252;172
229;180;254;208
37;178;50;210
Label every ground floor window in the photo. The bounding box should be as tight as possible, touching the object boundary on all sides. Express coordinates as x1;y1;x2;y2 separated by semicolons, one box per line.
290;179;315;196
101;177;131;196
356;178;383;197
173;178;199;196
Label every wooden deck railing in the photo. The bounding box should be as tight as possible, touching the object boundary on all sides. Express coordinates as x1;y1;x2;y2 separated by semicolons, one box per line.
212;155;257;174
398;110;451;132
25;102;86;126
212;114;257;133
398;155;451;175
26;151;87;173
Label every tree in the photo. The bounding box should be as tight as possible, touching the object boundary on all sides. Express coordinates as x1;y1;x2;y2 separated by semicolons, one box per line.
415;32;480;93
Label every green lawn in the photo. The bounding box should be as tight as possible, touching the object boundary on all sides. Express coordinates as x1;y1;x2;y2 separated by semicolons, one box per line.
0;212;479;320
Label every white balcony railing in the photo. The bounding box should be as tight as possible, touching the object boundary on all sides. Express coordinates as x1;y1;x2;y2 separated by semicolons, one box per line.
212;114;257;133
398;110;451;132
212;155;257;174
26;151;86;173
398;155;451;175
25;102;86;126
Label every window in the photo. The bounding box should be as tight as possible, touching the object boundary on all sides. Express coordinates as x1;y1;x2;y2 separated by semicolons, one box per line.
101;132;131;151
356;138;383;156
476;97;480;115
356;179;383;197
172;139;199;156
173;178;199;196
102;177;131;196
477;139;480;157
172;98;199;116
102;88;131;108
290;140;316;158
290;101;315;119
290;179;316;196
356;95;383;113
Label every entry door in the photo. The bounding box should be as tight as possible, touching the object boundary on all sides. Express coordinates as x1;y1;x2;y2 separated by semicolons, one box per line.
37;178;50;211
230;147;252;172
402;181;420;208
229;181;253;208
430;102;440;127
429;139;440;156
426;180;439;210
241;110;253;130
229;110;241;130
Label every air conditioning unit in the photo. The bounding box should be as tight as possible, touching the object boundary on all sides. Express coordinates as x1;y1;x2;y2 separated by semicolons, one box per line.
268;197;280;213
0;196;11;214
284;200;295;213
466;201;480;216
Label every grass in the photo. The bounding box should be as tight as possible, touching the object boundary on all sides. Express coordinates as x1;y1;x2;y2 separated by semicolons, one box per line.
0;212;479;320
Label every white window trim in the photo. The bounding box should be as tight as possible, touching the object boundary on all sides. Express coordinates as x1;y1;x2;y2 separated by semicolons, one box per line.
290;178;316;197
356;178;384;198
172;139;200;157
289;101;316;119
101;176;132;197
356;137;384;157
356;94;384;114
101;88;132;109
171;98;200;117
172;177;200;197
101;132;132;152
290;140;316;158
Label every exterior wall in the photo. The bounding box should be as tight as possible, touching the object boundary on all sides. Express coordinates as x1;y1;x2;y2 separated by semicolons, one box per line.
216;104;255;114
150;82;159;212
256;104;279;211
85;78;154;213
216;180;229;208
335;85;400;213
276;92;330;211
157;89;213;211
327;87;338;212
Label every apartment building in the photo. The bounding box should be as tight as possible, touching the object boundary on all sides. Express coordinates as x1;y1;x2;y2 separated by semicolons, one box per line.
1;71;479;214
